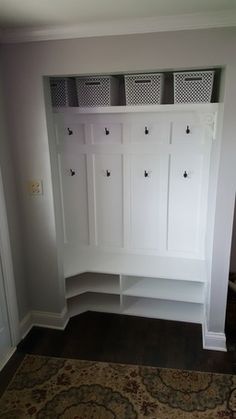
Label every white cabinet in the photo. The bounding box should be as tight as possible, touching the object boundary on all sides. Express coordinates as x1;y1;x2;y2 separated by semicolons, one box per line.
53;104;217;327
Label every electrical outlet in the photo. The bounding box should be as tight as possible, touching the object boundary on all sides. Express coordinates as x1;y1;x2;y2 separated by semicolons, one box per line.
28;180;43;195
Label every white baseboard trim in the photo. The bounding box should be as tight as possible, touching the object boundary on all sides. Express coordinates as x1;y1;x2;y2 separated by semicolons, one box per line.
19;307;69;340
0;347;16;371
202;321;226;352
20;312;33;340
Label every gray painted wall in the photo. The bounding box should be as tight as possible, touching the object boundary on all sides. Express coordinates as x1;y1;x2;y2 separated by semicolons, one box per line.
0;60;29;320
1;28;236;332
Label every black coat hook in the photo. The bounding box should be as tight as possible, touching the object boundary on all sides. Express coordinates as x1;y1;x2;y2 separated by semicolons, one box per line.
186;125;190;134
70;169;76;176
106;170;111;177
144;170;149;178
183;171;188;178
67;128;73;136
105;128;110;135
145;126;149;135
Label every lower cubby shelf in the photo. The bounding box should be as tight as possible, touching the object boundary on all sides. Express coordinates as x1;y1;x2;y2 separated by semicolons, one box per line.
122;296;203;324
66;272;120;298
65;270;205;324
67;292;203;324
67;292;121;318
121;276;205;304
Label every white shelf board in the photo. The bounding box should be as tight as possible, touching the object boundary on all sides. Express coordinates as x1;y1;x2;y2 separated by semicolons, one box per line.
123;297;203;324
66;273;120;299
64;246;206;283
122;277;205;303
53;103;218;115
67;292;120;318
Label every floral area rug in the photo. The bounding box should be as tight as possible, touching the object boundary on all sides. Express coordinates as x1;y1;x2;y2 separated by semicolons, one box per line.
0;354;236;418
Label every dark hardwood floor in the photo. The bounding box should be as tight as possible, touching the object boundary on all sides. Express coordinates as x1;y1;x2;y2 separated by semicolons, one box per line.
1;310;236;397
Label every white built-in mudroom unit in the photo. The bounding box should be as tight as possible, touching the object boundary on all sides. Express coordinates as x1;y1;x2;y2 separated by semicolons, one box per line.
48;70;223;347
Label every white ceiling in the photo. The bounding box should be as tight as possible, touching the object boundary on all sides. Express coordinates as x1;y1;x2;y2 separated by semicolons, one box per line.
0;0;236;29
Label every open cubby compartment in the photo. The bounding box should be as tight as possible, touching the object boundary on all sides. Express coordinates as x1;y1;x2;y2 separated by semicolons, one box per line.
121;275;205;304
122;296;204;324
65;272;120;299
67;292;121;318
50;69;221;108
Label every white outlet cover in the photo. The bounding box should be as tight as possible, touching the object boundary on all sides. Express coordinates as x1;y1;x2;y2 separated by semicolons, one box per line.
28;180;43;195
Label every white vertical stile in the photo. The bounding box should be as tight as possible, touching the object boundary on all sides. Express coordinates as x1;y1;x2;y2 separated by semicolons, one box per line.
123;122;131;249
85;120;93;145
57;154;68;244
86;154;97;246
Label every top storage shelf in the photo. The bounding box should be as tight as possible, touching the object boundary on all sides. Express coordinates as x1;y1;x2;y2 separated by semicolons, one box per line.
53;103;219;114
50;69;220;108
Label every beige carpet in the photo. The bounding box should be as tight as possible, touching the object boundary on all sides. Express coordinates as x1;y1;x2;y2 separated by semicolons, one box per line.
0;354;236;418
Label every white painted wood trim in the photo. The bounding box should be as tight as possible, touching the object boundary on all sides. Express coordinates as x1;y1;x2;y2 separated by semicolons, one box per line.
0;347;16;372
31;307;69;329
54;104;219;115
19;312;32;340
0;169;20;346
202;319;226;351
19;307;226;353
1;10;236;44
19;307;69;339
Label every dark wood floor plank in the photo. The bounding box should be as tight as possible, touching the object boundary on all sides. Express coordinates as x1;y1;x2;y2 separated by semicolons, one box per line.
0;311;235;397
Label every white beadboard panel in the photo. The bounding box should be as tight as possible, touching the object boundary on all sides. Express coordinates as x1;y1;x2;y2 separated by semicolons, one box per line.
123;296;204;323
62;122;86;145
94;154;124;248
121;276;205;303
167;151;204;254
171;119;205;146
64;247;207;282
58;113;87;145
129;115;170;144
59;152;89;245
91;122;123;144
130;154;162;250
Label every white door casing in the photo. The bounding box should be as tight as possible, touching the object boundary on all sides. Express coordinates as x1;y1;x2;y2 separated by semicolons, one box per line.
0;255;11;364
0;168;20;355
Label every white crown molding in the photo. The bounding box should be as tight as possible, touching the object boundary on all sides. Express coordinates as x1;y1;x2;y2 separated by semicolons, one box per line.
1;9;236;44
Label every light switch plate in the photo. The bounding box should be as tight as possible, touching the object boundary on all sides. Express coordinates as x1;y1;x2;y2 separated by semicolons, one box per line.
28;180;43;195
